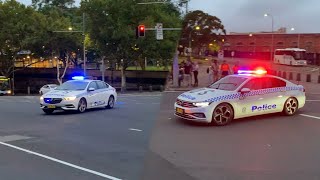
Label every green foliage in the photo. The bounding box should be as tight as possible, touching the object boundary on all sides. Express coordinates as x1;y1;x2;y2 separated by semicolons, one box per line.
81;0;182;70
180;10;226;50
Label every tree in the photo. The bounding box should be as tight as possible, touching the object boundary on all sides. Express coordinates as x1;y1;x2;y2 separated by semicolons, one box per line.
81;0;182;90
0;0;49;77
180;10;226;56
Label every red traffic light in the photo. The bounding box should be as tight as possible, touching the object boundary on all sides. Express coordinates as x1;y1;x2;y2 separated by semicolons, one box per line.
138;25;145;37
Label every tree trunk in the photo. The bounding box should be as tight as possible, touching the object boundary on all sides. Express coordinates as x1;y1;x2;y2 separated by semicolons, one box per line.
121;68;126;92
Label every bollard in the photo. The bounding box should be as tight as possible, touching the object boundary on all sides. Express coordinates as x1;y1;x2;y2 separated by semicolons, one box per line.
282;72;287;79
278;71;282;77
318;75;320;84
289;72;293;80
306;74;311;82
149;85;153;92
139;86;143;92
297;73;301;81
27;86;31;95
160;85;164;92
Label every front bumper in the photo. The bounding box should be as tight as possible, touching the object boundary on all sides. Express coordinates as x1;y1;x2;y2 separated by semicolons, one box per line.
40;99;79;111
174;103;212;123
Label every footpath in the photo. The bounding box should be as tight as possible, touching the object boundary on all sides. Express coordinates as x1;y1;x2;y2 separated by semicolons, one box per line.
166;57;320;94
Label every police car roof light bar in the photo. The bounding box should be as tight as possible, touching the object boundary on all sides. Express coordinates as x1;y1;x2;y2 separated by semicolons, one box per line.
238;69;267;75
72;76;85;80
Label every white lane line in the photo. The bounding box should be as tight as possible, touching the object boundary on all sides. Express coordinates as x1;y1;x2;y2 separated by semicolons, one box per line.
129;128;143;132
0;141;122;180
300;114;320;120
306;100;320;102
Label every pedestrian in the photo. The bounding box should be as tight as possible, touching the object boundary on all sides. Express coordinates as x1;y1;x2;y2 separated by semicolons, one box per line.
184;60;192;87
220;60;230;78
178;63;184;87
232;61;240;74
212;59;219;82
192;61;199;87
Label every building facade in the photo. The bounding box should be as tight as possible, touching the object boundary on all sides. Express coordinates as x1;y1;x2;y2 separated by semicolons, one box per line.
223;33;320;54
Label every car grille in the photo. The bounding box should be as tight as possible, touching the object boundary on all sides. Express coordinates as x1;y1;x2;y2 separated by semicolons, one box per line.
44;98;63;104
176;99;197;108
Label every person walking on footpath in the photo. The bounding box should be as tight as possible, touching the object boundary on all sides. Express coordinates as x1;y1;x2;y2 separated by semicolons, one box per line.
184;59;192;87
192;61;199;87
220;60;231;78
232;61;240;74
212;59;219;82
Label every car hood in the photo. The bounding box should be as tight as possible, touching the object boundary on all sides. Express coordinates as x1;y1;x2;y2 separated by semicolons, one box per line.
177;88;234;102
43;90;83;98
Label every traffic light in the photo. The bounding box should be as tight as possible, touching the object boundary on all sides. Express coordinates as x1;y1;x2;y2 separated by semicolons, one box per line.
137;25;145;37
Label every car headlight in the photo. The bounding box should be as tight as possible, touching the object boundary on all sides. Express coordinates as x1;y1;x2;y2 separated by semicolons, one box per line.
40;96;44;100
193;102;211;107
6;90;11;94
64;96;77;101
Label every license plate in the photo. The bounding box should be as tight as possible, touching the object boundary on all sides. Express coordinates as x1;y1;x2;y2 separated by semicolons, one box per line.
176;107;184;114
47;105;56;109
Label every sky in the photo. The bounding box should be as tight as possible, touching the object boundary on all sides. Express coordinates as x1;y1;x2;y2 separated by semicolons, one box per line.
17;0;320;34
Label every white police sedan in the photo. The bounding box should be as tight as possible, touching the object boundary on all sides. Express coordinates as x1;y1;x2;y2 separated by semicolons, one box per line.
40;77;117;114
174;69;306;126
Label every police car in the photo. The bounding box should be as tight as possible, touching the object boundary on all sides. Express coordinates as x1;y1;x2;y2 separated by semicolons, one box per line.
40;76;117;114
174;69;305;126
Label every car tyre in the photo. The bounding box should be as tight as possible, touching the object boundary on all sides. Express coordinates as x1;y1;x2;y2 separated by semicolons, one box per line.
78;98;87;113
283;97;298;116
43;109;54;115
211;103;234;126
106;95;115;109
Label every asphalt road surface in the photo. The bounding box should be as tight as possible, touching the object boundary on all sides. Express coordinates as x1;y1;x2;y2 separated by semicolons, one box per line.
0;93;161;180
142;92;320;180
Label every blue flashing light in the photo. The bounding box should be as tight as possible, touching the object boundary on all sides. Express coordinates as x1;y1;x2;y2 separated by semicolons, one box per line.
238;69;267;75
72;76;85;80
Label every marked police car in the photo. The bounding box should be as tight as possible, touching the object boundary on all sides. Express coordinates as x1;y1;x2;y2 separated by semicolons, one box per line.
40;76;117;114
174;69;305;126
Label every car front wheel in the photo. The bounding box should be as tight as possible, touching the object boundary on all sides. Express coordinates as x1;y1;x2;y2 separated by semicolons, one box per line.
78;98;87;113
211;103;234;126
283;97;298;116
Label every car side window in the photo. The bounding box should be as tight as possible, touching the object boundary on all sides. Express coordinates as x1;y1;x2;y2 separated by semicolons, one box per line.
271;78;286;87
97;81;107;89
88;82;98;90
261;77;273;89
241;78;263;90
43;85;49;88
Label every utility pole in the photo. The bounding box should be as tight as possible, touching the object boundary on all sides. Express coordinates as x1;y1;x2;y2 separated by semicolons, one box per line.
82;13;86;77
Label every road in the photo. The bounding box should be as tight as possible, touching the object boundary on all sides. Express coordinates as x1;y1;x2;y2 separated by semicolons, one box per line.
0;93;161;180
142;92;320;180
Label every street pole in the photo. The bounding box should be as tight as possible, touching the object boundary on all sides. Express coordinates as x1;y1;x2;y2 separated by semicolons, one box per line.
83;13;86;77
298;34;300;48
188;31;192;57
12;60;15;95
102;59;105;82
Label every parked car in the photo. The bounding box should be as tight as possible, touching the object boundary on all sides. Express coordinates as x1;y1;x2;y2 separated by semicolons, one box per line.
39;84;59;95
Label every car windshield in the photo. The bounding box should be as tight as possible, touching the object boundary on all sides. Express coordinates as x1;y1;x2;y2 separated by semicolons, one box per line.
208;76;248;91
55;81;88;91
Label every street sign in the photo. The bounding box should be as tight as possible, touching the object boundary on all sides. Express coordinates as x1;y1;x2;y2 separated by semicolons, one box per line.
156;23;163;40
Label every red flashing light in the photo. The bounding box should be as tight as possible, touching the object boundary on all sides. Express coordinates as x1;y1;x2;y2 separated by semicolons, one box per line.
137;25;145;37
238;68;267;75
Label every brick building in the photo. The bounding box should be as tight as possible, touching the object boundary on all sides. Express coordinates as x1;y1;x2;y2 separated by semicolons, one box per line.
216;28;320;63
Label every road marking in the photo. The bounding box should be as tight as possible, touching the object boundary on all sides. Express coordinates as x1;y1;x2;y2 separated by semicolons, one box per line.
306;100;320;102
300;114;320;120
0;141;122;180
129;128;143;132
0;135;32;142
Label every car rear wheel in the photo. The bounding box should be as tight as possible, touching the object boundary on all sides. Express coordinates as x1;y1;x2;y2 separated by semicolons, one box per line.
43;109;54;114
78;98;87;113
283;97;298;116
211;103;234;126
106;95;115;109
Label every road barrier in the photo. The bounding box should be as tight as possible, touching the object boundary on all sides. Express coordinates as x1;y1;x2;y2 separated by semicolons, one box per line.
273;70;320;84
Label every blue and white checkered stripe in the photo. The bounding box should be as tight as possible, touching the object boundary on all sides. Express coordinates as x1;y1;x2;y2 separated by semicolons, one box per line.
204;86;303;103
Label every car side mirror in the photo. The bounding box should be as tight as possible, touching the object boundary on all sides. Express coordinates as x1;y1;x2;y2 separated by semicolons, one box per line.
240;88;250;94
88;87;95;92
